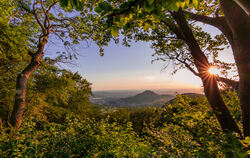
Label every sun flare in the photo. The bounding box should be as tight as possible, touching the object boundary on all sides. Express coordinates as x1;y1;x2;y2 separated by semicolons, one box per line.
208;66;220;75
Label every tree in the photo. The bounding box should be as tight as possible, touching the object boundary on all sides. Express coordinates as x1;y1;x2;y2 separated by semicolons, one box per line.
6;0;103;128
172;8;241;135
93;0;242;136
183;0;250;137
220;0;250;138
0;0;34;123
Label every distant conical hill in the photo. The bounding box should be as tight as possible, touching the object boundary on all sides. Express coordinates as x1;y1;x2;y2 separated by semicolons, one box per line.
120;90;174;105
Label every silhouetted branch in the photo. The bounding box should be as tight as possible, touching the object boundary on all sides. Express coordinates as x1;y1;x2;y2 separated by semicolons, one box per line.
160;20;185;41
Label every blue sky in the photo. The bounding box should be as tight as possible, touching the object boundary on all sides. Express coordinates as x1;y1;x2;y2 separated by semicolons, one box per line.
45;24;235;92
81;41;204;90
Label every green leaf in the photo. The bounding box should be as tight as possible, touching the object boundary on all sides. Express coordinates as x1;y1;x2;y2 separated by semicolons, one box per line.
245;137;250;144
143;22;151;31
123;22;132;31
152;13;159;20
120;17;128;25
145;4;155;12
143;0;148;9
180;2;185;8
60;0;68;7
94;6;102;13
148;0;154;5
191;0;198;8
171;2;180;12
72;0;84;11
99;2;112;11
128;13;133;19
111;27;119;37
164;1;171;8
72;0;78;8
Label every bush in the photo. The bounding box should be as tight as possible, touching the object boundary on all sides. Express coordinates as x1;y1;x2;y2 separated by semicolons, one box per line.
145;94;248;157
0;114;151;157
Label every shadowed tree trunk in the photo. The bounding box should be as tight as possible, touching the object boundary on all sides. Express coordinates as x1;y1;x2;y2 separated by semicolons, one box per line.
220;0;250;137
172;9;242;135
10;38;48;128
233;0;250;17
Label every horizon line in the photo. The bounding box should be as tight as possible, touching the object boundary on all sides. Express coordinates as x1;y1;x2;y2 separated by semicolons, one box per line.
92;88;203;92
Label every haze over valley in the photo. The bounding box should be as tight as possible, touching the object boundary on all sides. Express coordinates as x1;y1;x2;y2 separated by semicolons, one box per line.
91;89;203;107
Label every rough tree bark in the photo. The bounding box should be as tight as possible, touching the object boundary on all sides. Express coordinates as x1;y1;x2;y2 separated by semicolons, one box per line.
10;38;48;128
220;0;250;137
172;9;242;135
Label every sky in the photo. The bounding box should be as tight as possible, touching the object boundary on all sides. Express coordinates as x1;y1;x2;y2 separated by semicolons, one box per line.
45;24;236;92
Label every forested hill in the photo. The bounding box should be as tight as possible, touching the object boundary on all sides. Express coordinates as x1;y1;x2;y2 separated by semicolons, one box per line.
91;90;175;107
120;90;174;104
167;93;204;104
91;90;205;107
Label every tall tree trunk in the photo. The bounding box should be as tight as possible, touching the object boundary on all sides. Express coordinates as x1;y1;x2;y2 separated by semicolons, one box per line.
172;9;242;135
10;40;47;128
220;0;250;137
233;0;250;17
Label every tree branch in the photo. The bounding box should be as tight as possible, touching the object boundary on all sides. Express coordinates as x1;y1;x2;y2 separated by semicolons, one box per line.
32;1;46;33
40;0;50;32
40;0;58;30
178;56;239;90
19;0;35;14
216;76;239;90
47;1;58;14
40;0;47;16
176;57;199;77
183;11;234;47
160;20;185;41
184;11;224;28
51;30;65;42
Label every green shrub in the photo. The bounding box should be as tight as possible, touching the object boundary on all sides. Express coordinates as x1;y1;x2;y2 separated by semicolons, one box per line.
0;114;151;157
145;94;247;157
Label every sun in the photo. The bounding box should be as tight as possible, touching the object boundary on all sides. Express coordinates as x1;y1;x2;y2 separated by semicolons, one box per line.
208;66;220;75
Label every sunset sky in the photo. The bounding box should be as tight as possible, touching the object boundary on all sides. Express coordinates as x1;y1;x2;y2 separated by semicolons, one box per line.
46;24;235;92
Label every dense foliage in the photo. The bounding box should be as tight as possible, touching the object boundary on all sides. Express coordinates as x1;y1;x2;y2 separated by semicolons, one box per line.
0;114;151;157
1;86;249;157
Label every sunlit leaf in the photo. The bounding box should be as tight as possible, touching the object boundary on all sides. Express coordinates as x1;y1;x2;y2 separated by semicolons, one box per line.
111;27;119;37
191;0;198;8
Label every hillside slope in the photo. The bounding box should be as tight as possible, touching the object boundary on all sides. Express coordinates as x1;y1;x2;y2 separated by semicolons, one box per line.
118;90;174;106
